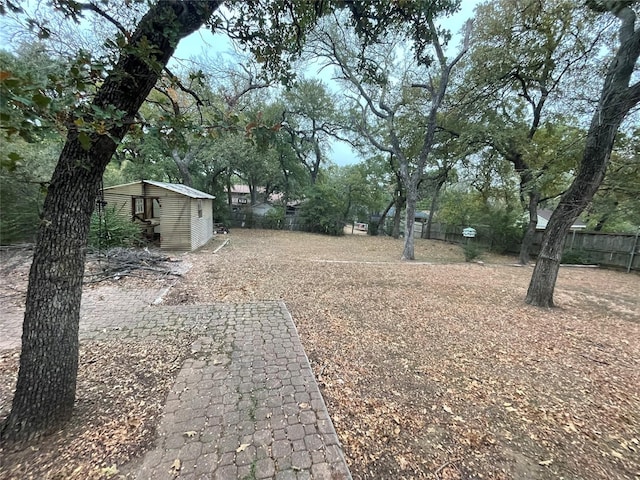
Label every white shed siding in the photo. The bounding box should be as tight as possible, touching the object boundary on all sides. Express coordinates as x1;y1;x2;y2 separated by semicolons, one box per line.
190;198;214;250
102;192;131;217
102;183;143;217
158;192;192;251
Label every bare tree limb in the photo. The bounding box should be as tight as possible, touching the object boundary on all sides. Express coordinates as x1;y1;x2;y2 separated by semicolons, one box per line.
75;2;129;38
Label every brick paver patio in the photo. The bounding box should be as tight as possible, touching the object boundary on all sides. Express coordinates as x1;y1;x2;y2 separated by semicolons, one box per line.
1;286;351;480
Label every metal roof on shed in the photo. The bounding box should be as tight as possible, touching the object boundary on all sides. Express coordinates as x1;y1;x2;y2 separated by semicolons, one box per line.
143;180;215;199
103;180;215;199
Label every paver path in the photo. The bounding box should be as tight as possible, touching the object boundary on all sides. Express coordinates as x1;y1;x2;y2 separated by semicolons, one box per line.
1;288;351;479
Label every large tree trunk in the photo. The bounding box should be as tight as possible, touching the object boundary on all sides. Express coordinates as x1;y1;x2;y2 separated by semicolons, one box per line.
376;198;394;236
2;139;103;441
527;3;639;307
526;124;620;306
392;193;404;239
423;177;445;239
402;184;418;260
1;1;221;443
519;190;540;264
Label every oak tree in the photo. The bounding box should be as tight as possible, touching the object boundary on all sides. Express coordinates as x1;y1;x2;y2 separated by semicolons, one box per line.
526;1;640;307
314;9;471;259
462;0;603;264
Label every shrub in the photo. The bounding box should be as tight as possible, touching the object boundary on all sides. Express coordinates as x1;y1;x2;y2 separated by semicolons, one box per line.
463;241;483;262
298;184;345;236
561;249;591;265
89;205;143;250
485;211;524;254
263;207;285;230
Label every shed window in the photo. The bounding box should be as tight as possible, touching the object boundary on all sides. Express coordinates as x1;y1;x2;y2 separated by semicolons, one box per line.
197;199;203;218
134;197;144;214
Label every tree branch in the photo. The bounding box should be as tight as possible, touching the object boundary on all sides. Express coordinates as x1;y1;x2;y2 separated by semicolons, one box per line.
624;80;640;112
222;63;270;108
427;16;446;68
163;67;205;107
75;2;129;38
320;30;391;120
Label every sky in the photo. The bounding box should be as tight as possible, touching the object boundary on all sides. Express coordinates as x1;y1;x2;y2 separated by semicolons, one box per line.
172;1;482;166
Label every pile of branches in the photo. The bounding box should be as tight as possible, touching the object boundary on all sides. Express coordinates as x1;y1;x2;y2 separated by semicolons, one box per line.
85;247;181;284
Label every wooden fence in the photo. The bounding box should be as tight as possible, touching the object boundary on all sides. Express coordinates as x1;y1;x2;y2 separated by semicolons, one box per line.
531;230;640;272
418;223;509;250
422;222;640;272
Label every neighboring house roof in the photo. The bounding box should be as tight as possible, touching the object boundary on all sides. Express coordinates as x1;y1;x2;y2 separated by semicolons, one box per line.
104;180;215;199
536;208;586;230
228;185;252;194
226;185;287;204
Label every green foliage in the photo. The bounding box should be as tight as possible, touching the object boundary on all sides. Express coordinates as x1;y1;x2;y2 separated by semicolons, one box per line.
586;130;640;233
438;189;524;253
299;181;345;236
0;132;61;245
0;178;45;245
263;207;285;230
463;241;483;262
438;190;483;226
0;43;124;160
297;163;389;236
560;249;592;265
0;45;65;147
483;208;524;254
88;205;142;250
280;79;339;182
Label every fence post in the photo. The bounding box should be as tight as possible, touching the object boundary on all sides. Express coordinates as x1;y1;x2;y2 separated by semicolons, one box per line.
628;227;640;273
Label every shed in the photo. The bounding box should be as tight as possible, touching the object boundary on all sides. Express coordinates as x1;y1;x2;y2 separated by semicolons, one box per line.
102;180;215;251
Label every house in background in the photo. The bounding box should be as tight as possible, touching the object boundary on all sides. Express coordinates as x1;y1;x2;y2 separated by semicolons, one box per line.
226;185;285;210
227;184;252;210
536;208;587;231
226;184;302;221
102;180;215;251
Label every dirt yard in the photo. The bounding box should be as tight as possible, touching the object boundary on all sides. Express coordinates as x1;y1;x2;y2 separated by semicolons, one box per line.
1;229;639;479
